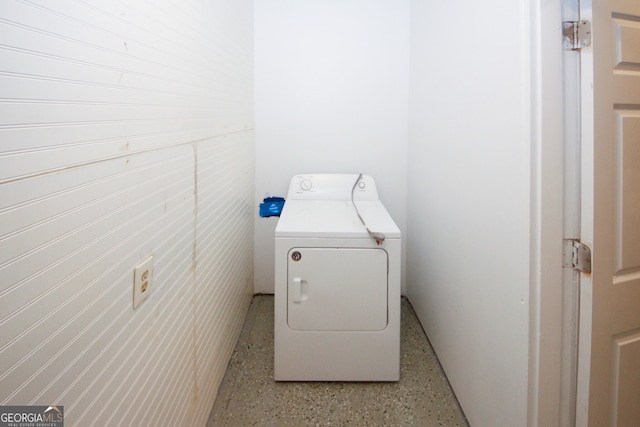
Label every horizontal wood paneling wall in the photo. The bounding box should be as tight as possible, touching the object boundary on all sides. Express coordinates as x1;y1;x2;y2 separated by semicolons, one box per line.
0;1;254;426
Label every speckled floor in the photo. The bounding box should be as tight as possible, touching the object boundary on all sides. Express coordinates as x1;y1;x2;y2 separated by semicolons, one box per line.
207;295;468;427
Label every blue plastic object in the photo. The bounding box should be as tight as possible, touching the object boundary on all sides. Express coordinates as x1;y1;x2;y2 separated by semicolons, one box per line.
259;196;285;217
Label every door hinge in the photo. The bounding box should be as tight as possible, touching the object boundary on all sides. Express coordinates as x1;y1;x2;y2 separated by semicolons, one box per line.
563;20;592;51
563;239;592;273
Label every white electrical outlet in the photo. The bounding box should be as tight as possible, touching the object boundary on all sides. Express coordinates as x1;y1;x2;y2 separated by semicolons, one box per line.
133;256;153;309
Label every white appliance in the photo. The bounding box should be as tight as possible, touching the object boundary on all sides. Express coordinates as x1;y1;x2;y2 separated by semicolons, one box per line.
274;174;401;381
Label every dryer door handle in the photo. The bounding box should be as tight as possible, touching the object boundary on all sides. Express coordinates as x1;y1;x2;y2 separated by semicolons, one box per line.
292;277;302;303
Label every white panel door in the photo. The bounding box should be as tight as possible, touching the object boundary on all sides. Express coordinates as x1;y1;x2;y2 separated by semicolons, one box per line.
577;0;640;425
287;247;388;331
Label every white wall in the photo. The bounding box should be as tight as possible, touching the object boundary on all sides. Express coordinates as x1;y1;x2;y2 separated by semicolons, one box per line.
0;2;254;426
407;0;532;425
253;0;410;294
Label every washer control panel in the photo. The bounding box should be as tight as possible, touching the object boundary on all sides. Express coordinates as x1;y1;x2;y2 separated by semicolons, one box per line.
287;174;379;201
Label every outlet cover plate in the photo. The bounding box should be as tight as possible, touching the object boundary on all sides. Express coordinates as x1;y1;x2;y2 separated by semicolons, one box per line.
133;256;153;309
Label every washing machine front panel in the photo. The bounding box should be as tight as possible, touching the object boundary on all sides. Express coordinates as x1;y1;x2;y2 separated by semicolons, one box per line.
287;247;388;331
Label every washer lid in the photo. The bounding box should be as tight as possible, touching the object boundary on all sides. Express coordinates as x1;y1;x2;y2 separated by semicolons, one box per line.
275;200;401;239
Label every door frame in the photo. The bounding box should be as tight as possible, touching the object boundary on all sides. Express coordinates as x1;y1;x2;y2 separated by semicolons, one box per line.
527;0;579;426
559;1;583;425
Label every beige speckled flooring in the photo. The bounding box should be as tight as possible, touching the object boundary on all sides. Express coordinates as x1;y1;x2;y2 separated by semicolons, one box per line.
207;295;468;426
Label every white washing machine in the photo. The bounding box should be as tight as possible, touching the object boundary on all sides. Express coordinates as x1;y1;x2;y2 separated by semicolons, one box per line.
274;174;401;381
